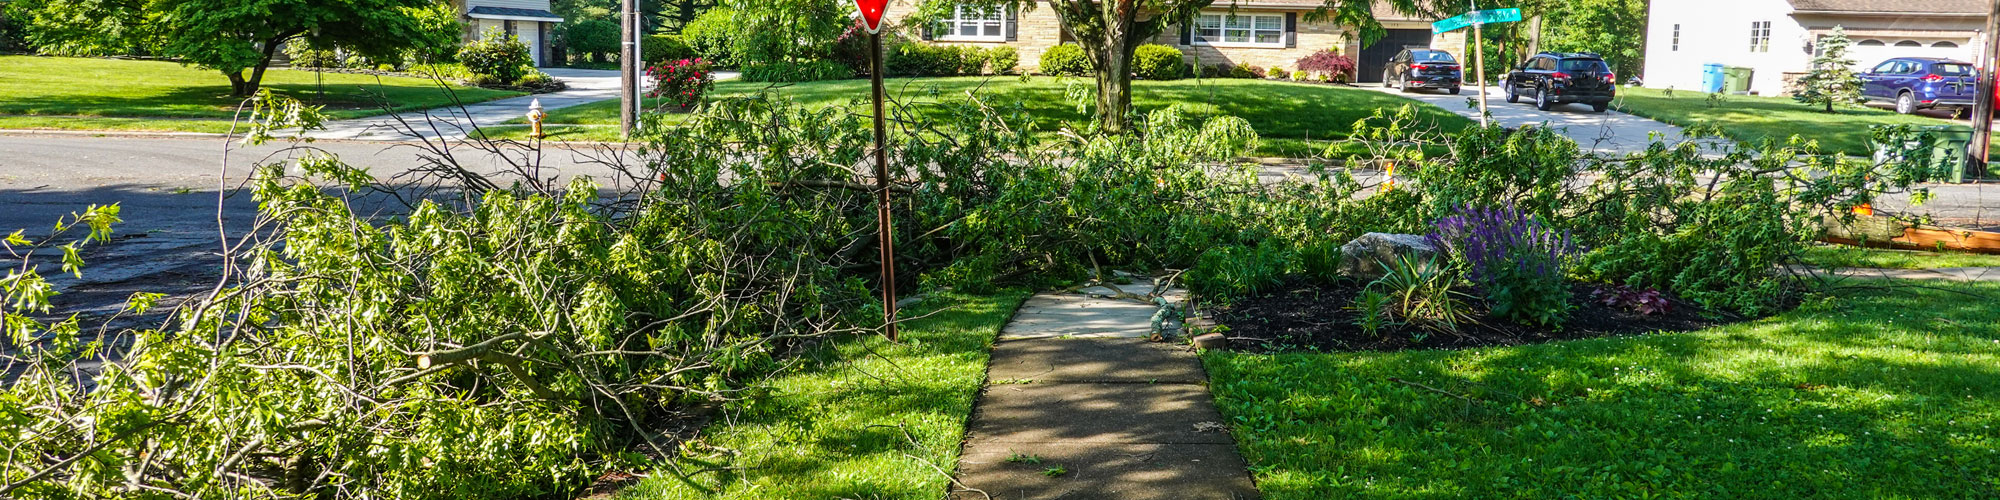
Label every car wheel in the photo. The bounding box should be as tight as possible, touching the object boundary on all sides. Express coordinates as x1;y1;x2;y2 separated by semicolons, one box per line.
1449;86;1462;95
1398;74;1410;92
1535;86;1553;111
1505;84;1519;103
1383;72;1393;88
1592;102;1608;113
1895;92;1916;114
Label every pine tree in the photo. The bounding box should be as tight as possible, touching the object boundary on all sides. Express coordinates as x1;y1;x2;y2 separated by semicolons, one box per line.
1793;26;1865;113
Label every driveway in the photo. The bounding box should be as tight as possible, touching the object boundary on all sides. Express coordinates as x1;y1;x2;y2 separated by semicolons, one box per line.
1364;84;1722;155
307;68;741;141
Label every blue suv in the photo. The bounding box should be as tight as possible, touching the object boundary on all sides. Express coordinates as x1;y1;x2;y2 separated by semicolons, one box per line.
1860;57;1977;114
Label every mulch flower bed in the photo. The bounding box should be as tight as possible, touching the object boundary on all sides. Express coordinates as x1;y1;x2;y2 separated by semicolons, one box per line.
1206;279;1729;353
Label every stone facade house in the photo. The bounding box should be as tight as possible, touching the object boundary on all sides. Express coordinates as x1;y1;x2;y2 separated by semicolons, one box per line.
878;0;1463;83
452;0;566;67
1643;0;1990;96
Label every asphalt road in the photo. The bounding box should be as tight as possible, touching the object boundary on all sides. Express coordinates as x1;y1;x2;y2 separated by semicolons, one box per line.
0;133;635;329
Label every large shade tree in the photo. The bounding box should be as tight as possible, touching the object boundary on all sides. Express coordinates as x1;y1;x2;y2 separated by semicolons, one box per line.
20;0;449;96
920;0;1460;134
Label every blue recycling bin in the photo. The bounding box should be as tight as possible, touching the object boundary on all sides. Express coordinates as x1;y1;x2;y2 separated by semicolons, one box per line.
1701;63;1725;93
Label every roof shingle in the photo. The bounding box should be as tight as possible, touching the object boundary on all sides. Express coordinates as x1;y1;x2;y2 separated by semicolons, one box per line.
1788;0;1987;14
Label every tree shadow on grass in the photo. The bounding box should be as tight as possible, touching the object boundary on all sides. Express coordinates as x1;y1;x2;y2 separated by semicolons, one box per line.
1210;282;2000;499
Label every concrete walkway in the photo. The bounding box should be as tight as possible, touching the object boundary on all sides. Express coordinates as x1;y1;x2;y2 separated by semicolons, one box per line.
1813;266;2000;282
1363;84;1728;156
951;280;1259;500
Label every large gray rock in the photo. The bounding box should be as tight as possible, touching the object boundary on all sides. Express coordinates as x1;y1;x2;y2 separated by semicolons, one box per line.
1339;232;1438;280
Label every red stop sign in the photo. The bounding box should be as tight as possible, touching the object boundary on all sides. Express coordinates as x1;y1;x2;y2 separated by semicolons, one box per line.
855;0;888;33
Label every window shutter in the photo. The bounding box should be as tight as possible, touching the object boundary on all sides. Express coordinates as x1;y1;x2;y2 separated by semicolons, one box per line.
1007;7;1018;41
1180;23;1192;45
1285;13;1297;48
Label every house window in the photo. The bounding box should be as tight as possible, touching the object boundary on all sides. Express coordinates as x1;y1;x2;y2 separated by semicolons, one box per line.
1934;41;1960;48
1894;40;1922;47
1192;12;1285;47
1857;39;1886;46
1671;24;1680;51
941;4;1006;42
1749;21;1771;52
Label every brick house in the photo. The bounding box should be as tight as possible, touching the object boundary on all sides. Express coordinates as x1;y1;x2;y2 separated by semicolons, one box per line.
879;0;1462;82
452;0;566;67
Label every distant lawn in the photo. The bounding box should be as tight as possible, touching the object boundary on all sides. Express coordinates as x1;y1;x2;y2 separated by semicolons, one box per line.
1802;244;2000;270
613;292;1026;499
1612;87;1976;156
1205;280;2000;499
498;76;1475;156
0;56;523;131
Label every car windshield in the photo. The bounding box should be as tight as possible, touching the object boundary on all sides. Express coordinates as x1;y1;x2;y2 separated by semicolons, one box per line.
1559;58;1610;73
1936;63;1974;76
1414;51;1456;62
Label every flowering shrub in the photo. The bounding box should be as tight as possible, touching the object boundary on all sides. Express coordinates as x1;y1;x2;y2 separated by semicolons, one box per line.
646;58;715;109
1296;49;1355;82
1427;204;1577;327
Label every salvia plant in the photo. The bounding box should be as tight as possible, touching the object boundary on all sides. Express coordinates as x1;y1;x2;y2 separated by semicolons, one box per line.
1427;204;1577;328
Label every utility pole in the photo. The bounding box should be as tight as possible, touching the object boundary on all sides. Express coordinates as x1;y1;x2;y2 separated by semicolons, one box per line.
620;0;639;138
1968;0;2000;180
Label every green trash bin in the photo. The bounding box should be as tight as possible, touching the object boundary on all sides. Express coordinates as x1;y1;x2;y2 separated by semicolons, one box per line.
1722;66;1754;94
1869;125;1971;183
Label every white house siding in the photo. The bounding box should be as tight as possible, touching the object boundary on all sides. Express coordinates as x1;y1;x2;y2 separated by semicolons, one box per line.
1643;0;1812;95
470;0;552;11
517;21;544;66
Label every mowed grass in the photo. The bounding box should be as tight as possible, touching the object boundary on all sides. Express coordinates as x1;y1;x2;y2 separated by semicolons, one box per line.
1802;244;2000;270
0;55;522;130
1204;280;2000;499
1611;87;1976;157
614;292;1027;499
499;76;1475;156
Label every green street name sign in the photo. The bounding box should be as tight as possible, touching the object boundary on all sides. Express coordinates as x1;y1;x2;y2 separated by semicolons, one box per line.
1432;7;1523;33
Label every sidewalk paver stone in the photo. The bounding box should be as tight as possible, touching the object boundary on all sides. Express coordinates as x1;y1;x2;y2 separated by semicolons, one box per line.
985;339;1205;384
952;443;1259;500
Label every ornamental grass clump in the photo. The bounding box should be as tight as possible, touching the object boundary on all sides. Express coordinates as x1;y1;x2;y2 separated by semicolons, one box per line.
1427;204;1577;327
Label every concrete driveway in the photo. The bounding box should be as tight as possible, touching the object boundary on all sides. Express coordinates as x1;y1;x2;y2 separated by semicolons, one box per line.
1363;83;1722;155
306;68;740;141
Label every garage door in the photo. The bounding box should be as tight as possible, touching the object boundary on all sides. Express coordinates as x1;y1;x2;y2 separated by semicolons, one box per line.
1848;38;1973;71
1359;29;1434;83
517;21;544;67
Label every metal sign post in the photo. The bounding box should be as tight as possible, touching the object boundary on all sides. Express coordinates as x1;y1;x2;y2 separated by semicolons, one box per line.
855;0;900;340
1434;6;1522;128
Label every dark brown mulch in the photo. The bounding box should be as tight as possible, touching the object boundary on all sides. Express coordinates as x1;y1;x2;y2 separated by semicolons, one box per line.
1207;279;1730;353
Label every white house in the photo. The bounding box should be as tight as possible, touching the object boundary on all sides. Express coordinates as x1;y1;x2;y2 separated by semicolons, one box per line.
1643;0;1988;96
455;0;565;67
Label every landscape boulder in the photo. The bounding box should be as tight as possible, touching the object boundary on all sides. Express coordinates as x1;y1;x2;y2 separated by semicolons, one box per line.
1338;232;1438;280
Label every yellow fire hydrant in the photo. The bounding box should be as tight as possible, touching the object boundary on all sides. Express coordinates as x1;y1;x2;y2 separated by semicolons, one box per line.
527;98;547;139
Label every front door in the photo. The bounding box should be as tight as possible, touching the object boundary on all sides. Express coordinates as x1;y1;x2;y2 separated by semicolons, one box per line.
1359;29;1434;83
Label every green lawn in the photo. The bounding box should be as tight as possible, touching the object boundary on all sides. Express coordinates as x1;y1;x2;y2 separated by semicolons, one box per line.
1803;244;2000;270
614;291;1027;499
1205;280;2000;499
1611;87;1974;156
498;76;1476;156
0;56;523;132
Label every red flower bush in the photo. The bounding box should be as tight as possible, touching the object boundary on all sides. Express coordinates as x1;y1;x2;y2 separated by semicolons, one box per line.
646;58;716;109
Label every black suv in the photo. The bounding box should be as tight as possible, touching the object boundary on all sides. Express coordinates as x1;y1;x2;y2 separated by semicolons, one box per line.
1505;52;1615;112
1383;48;1462;94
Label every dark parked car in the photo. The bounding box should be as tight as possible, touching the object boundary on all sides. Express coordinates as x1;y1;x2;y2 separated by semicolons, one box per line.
1382;48;1462;94
1504;52;1616;112
1860;57;1976;114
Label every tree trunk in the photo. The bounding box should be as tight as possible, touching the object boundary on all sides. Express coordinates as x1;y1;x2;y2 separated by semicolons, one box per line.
1090;0;1138;134
229;36;291;97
